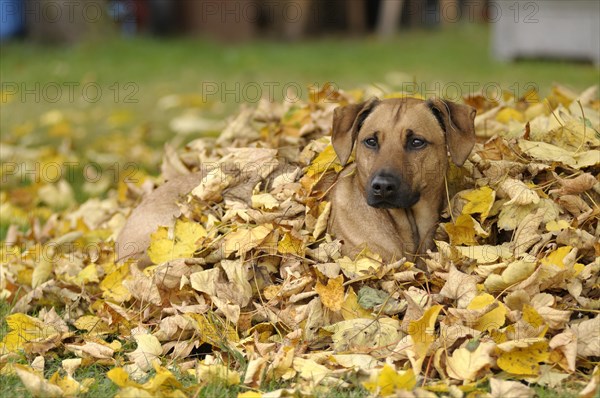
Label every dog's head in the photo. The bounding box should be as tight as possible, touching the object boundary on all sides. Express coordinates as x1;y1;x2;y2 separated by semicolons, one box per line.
331;97;476;209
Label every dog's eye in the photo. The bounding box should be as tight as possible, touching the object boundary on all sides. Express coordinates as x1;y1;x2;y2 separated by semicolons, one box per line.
364;137;378;149
409;138;427;149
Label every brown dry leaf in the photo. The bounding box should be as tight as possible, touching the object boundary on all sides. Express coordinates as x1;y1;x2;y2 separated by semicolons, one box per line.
489;378;534;398
579;365;599;398
569;316;600;357
549;172;598;195
518;140;600;169
439;265;478;308
549;331;577;373
128;333;162;372
123;265;162;306
531;293;572;330
323;317;402;357
512;208;545;256
64;341;115;360
498;178;539;206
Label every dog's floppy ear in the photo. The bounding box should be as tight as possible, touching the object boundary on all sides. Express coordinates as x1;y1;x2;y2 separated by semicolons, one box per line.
427;98;476;166
331;97;380;165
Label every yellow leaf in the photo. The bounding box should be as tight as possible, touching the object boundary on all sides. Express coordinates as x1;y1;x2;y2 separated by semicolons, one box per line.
545;220;570;232
497;339;549;376
64;263;99;285
498;198;559;231
540;246;573;269
49;371;90;396
306;144;344;177
363;365;416;396
467;294;506;331
223;224;273;257
522;305;547;335
251;193;279;210
64;341;115;359
2;314;60;353
455;244;511;264
109;363;183;395
186;313;239;346
548;84;577;107
337;249;382;279
107;367;135;388
99;263;131;303
313;201;331;239
277;232;305;256
148;219;206;264
196;363;241;386
293;357;330;383
281;106;312;137
408;305;443;373
238;392;262;398
524;102;547;121
73;315;112;335
32;256;53;288
315;275;345;312
496;108;525;124
484;260;536;292
444;214;479;246
48;120;73;137
461;186;496;222
108;109;134;128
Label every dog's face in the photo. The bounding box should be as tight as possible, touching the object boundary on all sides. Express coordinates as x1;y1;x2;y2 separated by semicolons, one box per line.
332;97;476;209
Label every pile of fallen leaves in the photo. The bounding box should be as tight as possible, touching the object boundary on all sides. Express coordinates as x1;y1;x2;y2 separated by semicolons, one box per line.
1;83;599;397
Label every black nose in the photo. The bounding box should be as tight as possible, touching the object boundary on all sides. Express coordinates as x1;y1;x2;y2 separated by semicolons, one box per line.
371;175;398;199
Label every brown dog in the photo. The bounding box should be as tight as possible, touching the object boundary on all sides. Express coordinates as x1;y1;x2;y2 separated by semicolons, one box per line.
328;97;476;263
115;97;475;266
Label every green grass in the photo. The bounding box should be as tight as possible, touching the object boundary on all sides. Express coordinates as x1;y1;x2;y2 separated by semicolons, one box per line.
2;24;598;144
533;385;581;398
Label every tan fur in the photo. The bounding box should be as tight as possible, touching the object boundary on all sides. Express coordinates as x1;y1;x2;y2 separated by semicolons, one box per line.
329;97;476;264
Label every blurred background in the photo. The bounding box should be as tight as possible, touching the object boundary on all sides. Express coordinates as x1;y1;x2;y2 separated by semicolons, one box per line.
1;0;599;207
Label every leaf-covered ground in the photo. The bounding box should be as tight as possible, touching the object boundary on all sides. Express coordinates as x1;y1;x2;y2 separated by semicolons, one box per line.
1;83;599;397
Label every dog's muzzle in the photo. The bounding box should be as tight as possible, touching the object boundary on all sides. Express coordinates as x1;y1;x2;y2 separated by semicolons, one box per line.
367;173;420;209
